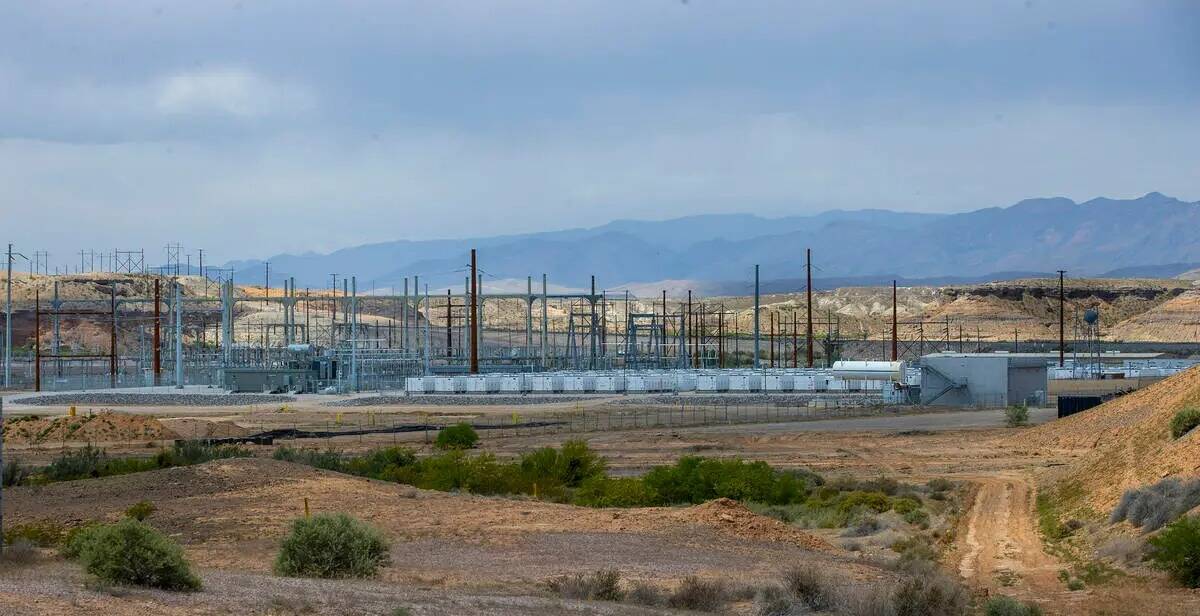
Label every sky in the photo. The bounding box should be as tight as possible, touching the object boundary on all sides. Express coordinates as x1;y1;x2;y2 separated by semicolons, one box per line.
1;0;1197;270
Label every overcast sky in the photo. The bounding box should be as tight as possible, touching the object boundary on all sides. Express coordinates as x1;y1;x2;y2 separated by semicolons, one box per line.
2;0;1197;269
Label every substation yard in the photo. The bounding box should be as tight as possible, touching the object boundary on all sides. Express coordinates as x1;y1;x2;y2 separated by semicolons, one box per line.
2;385;1200;615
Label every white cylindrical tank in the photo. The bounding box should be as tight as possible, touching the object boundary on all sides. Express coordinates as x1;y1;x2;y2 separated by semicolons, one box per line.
831;360;905;381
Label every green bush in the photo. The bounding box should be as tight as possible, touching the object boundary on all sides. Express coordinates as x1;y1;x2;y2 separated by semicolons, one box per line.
45;445;105;481
1170;408;1200;439
274;513;391;579
272;446;344;471
574;476;658;507
1147;515;1200;587
641;456;807;506
67;519;201;591
519;440;606;490
343;446;416;477
3;520;68;547
1005;405;1030;428
125;500;157;521
985;596;1044;616
434;423;479;450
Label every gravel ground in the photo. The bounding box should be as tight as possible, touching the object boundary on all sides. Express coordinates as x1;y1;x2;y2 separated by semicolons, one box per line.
8;392;295;407
323;394;606;407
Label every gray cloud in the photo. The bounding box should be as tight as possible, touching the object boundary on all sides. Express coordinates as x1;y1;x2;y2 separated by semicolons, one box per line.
0;1;1196;269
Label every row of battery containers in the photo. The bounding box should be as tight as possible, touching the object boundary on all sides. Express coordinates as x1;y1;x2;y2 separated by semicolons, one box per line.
404;373;888;394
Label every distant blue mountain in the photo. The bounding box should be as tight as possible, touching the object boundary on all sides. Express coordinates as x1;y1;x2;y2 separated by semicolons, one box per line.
226;193;1200;292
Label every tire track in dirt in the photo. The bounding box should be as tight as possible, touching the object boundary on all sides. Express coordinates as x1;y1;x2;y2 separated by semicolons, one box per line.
956;474;1063;599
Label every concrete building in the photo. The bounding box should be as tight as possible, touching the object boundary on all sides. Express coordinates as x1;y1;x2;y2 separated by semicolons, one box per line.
918;352;1047;407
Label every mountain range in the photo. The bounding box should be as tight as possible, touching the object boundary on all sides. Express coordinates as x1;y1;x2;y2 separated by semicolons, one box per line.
225;192;1200;295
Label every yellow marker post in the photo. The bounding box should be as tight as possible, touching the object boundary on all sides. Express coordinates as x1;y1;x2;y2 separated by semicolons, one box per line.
68;406;76;417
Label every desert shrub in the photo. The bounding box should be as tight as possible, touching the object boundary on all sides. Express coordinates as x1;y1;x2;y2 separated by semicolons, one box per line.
782;565;834;611
1110;478;1200;531
892;535;939;572
45;445;105;481
125;500;157;521
891;496;921;515
627;581;666;607
519;440;605;490
0;539;38;566
891;573;968;616
985;596;1044;616
642;456;808;506
1147;515;1200;587
842;516;883;537
68;519;201;591
667;576;727;612
926;478;954;493
163;441;252;466
2;460;29;487
342;446;416;477
274;513;391;579
547;569;624;601
836;491;892;515
1005;405;1030;428
3;520;68;547
1170;408;1200;439
272;446;344;471
903;508;931;527
434;423;479;450
573;476;658;507
61;522;103;559
754;585;793;616
1065;578;1085;591
1097;535;1144;565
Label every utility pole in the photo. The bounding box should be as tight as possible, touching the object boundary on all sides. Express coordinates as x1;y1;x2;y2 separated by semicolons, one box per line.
1058;270;1066;367
806;249;814;368
174;280;183;389
469;249;479;374
3;244;13;388
541;274;548;369
753;264;761;369
350;277;358;391
891;280;898;362
153;279;161;386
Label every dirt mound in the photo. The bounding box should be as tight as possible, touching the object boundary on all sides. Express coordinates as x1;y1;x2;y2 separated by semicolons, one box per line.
1020;366;1200;513
160;418;250;439
2;411;179;445
668;498;832;551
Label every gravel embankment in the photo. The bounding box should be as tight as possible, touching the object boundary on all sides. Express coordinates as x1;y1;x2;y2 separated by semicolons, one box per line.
10;393;295;407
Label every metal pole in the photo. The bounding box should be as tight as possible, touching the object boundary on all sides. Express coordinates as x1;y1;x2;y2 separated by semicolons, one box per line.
892;280;898;362
351;277;358;391
541;274;548;369
526;276;533;361
470;249;479;374
423;284;432;373
34;290;40;392
1058;270;1066;367
110;285;118;388
753;264;760;369
3;244;11;388
174;280;183;388
0;397;4;546
806;249;814;368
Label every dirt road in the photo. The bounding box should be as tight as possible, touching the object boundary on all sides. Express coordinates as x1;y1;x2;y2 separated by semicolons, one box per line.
957;475;1061;596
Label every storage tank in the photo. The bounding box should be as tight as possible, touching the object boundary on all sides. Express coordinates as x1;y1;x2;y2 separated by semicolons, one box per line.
831;360;905;381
